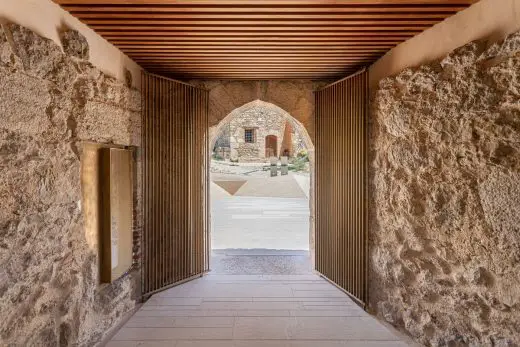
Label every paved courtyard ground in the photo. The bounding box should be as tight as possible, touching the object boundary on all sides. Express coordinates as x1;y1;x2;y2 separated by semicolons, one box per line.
211;196;310;250
210;165;311;274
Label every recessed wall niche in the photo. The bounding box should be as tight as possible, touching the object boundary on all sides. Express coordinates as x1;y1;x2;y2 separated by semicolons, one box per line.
81;143;135;284
100;147;134;283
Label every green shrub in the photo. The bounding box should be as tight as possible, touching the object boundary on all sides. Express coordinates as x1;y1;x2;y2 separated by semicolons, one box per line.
289;151;309;172
212;153;224;161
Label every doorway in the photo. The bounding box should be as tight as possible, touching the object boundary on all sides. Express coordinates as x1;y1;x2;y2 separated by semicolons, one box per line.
140;75;369;306
209;100;313;275
265;135;278;157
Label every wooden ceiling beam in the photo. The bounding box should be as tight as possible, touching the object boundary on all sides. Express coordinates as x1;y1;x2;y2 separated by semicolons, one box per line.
137;61;371;65
114;43;398;47
110;39;404;43
70;13;462;20
128;54;385;58
132;57;376;60
82;19;442;26
90;25;433;31
100;31;420;36
117;44;394;52
121;48;389;53
61;5;471;13
54;0;476;6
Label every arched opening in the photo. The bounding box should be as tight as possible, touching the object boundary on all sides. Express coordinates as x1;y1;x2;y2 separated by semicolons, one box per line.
265;135;278;157
209;100;315;274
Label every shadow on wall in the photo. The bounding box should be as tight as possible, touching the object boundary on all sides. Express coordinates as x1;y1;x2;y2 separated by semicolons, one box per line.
369;31;520;346
0;23;141;346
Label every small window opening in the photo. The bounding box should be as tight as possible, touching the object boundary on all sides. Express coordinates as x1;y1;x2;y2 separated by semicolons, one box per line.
244;128;256;143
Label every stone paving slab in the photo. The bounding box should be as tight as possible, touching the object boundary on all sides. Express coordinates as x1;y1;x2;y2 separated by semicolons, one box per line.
108;274;410;347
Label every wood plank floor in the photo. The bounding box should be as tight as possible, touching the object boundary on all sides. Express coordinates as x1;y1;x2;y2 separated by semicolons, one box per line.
107;274;410;347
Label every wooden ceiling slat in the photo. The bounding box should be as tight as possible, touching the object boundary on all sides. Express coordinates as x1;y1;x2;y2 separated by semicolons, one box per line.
152;68;360;73
111;39;404;43
139;65;367;68
72;13;461;19
132;57;377;60
83;19;443;26
138;62;375;66
63;6;470;13
54;0;476;5
128;52;385;56
89;25;433;31
99;31;421;36
115;44;398;48
121;48;390;52
53;0;474;79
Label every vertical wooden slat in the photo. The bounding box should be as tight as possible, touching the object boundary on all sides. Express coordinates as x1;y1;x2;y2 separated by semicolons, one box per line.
141;72;209;297
175;81;181;283
204;91;210;272
141;72;147;293
152;75;157;291
193;89;197;274
160;78;165;288
315;90;319;273
314;69;369;306
181;83;186;280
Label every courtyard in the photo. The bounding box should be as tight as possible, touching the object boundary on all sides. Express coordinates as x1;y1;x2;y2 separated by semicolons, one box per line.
210;162;312;274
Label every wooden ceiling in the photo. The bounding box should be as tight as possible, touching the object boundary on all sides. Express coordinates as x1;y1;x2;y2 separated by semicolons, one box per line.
54;0;476;80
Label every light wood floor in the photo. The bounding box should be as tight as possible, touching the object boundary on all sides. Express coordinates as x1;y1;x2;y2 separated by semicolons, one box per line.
107;274;410;347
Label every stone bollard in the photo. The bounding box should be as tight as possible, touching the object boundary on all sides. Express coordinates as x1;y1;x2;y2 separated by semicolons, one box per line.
269;156;278;177
281;156;289;175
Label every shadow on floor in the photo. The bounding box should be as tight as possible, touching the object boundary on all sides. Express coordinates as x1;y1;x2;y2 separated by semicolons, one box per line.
211;249;313;275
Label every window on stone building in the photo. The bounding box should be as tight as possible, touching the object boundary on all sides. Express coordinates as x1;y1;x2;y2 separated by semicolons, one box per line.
244;128;256;143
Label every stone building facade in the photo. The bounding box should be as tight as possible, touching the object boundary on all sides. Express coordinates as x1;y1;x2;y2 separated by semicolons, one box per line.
214;105;306;162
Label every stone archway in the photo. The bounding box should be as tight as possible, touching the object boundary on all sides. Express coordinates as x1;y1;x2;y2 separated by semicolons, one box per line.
208;99;316;267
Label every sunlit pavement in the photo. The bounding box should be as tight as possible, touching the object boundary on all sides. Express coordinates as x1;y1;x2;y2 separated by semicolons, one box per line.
211;196;310;250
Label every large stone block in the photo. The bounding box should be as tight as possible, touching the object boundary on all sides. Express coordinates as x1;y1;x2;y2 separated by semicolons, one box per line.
60;29;89;60
4;23;78;91
0;69;52;136
77;100;140;145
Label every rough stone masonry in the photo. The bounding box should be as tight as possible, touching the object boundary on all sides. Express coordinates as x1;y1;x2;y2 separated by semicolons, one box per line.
0;24;140;346
370;31;520;346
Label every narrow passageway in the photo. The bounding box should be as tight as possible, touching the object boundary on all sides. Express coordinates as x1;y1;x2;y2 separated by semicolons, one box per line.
7;1;516;346
107;274;409;346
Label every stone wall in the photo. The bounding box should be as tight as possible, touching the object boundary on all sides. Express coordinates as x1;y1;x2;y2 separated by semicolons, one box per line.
0;23;140;346
370;32;520;346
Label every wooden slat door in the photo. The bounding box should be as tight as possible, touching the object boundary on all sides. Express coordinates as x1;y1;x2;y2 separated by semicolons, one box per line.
141;72;209;297
315;70;369;306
